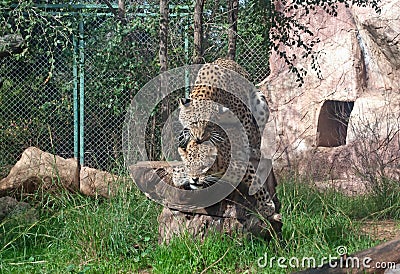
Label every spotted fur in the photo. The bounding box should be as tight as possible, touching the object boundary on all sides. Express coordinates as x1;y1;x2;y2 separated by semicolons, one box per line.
178;58;269;160
172;140;276;217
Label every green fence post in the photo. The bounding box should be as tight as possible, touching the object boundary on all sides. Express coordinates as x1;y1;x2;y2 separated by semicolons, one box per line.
79;15;85;166
184;14;190;98
73;35;79;162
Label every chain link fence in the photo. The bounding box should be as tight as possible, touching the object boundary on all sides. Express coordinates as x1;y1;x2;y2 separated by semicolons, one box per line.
0;22;75;177
0;2;269;176
83;14;158;170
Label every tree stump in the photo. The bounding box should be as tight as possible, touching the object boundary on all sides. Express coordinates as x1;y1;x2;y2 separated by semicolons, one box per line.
130;161;282;244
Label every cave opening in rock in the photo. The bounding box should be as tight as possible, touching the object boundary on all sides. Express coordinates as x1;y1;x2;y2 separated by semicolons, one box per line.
317;100;355;147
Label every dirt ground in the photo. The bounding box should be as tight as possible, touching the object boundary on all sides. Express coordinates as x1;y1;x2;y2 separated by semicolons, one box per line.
360;220;400;241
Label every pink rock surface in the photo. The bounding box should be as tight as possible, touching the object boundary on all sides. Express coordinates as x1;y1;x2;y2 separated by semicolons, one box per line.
260;0;400;183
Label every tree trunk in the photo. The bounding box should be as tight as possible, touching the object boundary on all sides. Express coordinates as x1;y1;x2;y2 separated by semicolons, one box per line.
100;0;120;22
227;0;239;60
118;0;126;24
159;0;169;72
203;0;220;60
127;162;282;244
193;0;205;64
158;0;170;161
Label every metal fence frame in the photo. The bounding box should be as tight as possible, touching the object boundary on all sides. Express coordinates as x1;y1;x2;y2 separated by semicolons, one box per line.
1;2;269;175
44;3;191;167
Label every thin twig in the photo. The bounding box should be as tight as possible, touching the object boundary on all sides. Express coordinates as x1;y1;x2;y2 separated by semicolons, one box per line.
99;0;119;19
8;261;47;265
200;247;231;274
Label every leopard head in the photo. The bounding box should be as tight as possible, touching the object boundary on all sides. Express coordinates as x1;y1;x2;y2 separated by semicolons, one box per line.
177;140;220;189
178;98;209;146
178;98;225;146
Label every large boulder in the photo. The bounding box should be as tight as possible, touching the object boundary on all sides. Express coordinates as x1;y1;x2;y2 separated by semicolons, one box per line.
347;94;400;143
352;1;400;92
260;0;400;182
0;147;121;198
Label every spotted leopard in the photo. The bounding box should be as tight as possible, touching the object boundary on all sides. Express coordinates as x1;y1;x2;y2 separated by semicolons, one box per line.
172;140;219;190
172;140;278;219
174;138;260;193
178;58;269;160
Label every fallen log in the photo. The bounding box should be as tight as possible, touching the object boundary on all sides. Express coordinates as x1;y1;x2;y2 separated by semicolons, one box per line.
294;237;400;274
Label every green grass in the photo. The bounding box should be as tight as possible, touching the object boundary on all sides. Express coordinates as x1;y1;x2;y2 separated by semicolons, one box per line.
1;177;399;273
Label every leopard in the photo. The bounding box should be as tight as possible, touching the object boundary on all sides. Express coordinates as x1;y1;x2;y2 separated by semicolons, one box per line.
174;138;259;193
178;58;269;161
172;140;219;190
172;59;279;223
172;139;280;221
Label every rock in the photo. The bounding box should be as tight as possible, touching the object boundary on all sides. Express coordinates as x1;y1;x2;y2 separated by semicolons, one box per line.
0;196;21;221
0;147;121;198
352;1;400;92
384;264;400;274
314;178;368;196
0;147;79;196
80;166;120;197
0;196;36;223
347;94;400;143
259;0;400;184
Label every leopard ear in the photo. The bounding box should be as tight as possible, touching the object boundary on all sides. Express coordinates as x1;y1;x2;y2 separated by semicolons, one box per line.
179;98;191;107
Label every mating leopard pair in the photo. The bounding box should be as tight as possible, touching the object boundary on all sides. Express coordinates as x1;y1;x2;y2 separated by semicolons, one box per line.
171;58;280;223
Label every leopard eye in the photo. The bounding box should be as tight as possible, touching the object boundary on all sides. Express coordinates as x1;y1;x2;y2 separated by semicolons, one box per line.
179;98;191;107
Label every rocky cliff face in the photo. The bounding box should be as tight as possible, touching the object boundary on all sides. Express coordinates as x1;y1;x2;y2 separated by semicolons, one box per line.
352;1;400;92
260;0;400;182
